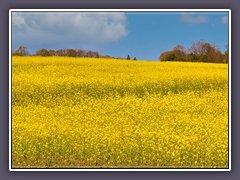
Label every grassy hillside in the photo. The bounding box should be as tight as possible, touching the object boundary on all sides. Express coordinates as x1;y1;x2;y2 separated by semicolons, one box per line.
12;56;229;168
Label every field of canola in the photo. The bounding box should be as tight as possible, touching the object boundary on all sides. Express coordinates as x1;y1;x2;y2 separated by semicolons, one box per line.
12;56;229;168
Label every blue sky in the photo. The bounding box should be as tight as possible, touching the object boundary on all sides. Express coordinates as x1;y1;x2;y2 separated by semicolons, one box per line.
12;11;229;61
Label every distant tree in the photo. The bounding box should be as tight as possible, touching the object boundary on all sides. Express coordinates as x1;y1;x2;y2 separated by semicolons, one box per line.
35;48;50;56
159;51;177;61
85;51;100;58
77;49;86;57
173;45;186;53
101;55;112;59
92;51;100;58
25;47;130;61
49;50;56;56
188;40;224;63
159;45;188;62
12;45;28;56
223;44;229;63
56;49;67;56
160;40;225;63
173;45;188;61
66;49;77;57
187;53;199;62
133;57;137;60
127;55;131;60
189;40;205;55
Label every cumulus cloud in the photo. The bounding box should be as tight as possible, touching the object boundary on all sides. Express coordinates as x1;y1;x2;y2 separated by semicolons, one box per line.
180;13;208;24
221;15;228;24
12;12;128;50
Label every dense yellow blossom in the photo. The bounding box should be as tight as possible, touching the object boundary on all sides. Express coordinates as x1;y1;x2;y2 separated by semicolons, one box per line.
12;56;228;168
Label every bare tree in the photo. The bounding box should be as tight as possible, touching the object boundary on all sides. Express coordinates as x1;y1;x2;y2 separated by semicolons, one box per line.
12;45;28;56
173;45;186;53
189;40;224;63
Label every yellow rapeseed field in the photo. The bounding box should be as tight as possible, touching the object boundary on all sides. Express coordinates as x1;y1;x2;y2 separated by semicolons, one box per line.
12;56;229;168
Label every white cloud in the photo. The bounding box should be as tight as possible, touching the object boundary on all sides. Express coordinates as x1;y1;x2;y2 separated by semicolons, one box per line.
221;15;228;24
12;12;128;49
180;13;208;24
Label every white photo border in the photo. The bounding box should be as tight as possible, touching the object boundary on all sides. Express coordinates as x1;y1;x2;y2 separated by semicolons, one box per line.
9;9;231;172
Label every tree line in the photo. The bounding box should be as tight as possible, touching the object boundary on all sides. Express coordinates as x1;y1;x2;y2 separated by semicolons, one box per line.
12;40;229;63
159;40;229;63
12;46;137;60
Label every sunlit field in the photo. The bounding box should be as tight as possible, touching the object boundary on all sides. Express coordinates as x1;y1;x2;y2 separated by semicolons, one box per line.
12;56;229;168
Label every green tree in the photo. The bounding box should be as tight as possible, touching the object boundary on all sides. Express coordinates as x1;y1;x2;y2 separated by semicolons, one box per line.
159;51;177;61
159;45;188;62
